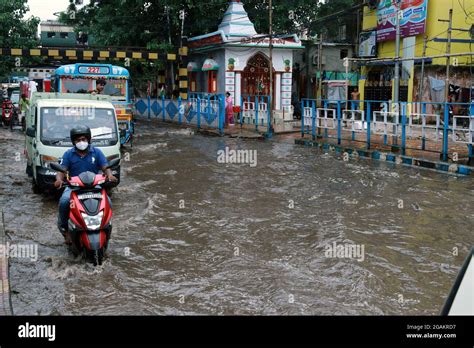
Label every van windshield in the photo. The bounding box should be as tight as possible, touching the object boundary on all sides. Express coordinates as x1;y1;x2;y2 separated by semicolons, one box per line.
40;107;118;147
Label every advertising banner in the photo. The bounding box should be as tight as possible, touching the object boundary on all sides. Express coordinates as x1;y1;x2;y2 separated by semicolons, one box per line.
376;0;429;42
359;31;377;57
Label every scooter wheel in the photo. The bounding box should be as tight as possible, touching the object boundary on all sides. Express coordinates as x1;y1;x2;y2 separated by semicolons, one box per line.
87;249;104;266
70;238;81;257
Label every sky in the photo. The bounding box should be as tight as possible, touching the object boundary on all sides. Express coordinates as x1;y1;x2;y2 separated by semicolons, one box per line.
24;0;71;20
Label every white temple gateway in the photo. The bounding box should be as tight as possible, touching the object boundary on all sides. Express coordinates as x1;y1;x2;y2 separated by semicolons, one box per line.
187;0;303;119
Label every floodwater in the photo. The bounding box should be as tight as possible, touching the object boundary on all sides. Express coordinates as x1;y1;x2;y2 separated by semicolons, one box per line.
1;120;473;315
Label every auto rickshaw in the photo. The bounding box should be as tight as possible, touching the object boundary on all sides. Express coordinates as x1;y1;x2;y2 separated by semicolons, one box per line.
117;111;134;147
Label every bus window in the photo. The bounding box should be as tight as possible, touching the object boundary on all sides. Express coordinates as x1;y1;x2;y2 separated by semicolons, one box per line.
61;78;93;93
101;79;126;99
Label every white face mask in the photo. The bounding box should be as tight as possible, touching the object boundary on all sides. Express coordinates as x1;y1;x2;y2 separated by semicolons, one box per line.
75;141;89;151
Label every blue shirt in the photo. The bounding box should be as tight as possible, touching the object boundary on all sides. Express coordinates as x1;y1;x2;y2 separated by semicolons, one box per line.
60;145;108;177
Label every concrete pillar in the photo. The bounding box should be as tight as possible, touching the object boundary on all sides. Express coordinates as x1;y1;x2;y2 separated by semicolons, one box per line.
275;73;281;110
235;72;242;106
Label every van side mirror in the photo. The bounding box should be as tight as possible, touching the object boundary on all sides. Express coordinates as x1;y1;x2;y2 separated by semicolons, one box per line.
26;126;36;137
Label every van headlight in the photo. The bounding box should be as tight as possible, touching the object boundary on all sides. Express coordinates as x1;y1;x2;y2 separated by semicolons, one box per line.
40;155;59;169
81;211;103;230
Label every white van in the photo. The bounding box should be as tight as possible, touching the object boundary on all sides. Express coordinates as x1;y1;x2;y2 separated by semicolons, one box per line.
25;93;121;193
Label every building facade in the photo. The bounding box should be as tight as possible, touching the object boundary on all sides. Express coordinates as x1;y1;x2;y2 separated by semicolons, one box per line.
360;0;473;105
293;41;358;102
40;20;94;47
187;0;303;112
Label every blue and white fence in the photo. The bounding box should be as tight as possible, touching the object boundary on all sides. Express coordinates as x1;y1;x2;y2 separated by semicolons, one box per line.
239;95;272;136
134;92;225;135
301;99;474;163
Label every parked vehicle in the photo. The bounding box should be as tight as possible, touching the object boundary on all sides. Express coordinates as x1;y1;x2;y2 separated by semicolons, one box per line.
10;90;20;109
1;99;16;128
441;247;474;315
9;91;26;131
25;93;122;193
51;159;120;265
54;63;135;146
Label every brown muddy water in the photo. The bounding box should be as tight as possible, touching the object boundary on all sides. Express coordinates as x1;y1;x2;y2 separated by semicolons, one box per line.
0;120;472;315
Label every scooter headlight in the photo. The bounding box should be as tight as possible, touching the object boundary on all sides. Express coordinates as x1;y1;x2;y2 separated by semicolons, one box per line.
81;211;103;230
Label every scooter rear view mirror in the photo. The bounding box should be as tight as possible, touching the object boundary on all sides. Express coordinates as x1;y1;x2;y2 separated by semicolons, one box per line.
49;162;67;173
107;158;121;169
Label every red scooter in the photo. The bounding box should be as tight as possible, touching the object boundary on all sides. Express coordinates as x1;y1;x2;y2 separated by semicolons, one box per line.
1;99;15;128
51;159;120;266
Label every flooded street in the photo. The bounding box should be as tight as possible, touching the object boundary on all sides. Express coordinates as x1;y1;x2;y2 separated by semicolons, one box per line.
1;120;473;315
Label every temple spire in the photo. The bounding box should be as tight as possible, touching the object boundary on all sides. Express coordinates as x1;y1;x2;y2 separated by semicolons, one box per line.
218;0;257;37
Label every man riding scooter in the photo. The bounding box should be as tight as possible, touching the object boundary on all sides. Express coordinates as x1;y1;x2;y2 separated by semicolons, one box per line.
54;125;118;244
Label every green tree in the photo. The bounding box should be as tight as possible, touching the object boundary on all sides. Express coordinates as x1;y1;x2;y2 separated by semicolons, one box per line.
0;0;40;80
309;0;361;42
59;0;321;49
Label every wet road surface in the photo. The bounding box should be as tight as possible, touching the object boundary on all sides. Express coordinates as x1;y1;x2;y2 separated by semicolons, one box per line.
0;119;473;315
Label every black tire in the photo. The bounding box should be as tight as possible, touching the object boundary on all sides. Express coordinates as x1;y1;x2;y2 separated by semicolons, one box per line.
93;249;104;266
26;164;33;177
32;179;43;194
70;233;81;257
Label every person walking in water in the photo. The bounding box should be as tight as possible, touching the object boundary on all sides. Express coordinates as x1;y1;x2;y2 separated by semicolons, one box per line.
225;92;235;126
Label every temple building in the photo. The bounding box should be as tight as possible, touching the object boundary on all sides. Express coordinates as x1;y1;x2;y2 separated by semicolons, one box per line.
187;0;303;115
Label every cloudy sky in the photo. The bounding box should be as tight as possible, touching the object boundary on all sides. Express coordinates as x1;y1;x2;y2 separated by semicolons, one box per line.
25;0;71;20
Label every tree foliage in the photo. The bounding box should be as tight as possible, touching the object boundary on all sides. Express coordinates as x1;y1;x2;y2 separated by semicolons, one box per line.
0;0;40;80
59;0;358;50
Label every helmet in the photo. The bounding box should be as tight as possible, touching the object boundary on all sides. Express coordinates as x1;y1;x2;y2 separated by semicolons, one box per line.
70;125;91;143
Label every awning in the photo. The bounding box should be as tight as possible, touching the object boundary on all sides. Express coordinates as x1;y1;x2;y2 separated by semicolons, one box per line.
187;62;200;72
202;58;219;71
361;58;433;66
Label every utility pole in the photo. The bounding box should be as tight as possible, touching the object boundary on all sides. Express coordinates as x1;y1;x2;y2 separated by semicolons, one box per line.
318;34;323;106
393;0;402;147
393;0;401;104
165;5;175;92
269;0;273;117
439;9;453;102
306;40;311;98
344;57;349;110
418;35;428;101
180;9;186;48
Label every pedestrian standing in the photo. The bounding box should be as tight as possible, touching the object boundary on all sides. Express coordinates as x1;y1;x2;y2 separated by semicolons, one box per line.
159;84;166;99
19;94;29;125
225;92;235;126
351;87;360;109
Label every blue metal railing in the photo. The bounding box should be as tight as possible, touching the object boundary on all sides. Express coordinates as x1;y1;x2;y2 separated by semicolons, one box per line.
239;95;272;137
301;99;474;163
135;93;226;135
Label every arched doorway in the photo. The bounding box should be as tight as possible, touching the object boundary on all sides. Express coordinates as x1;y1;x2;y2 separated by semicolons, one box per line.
241;52;274;97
